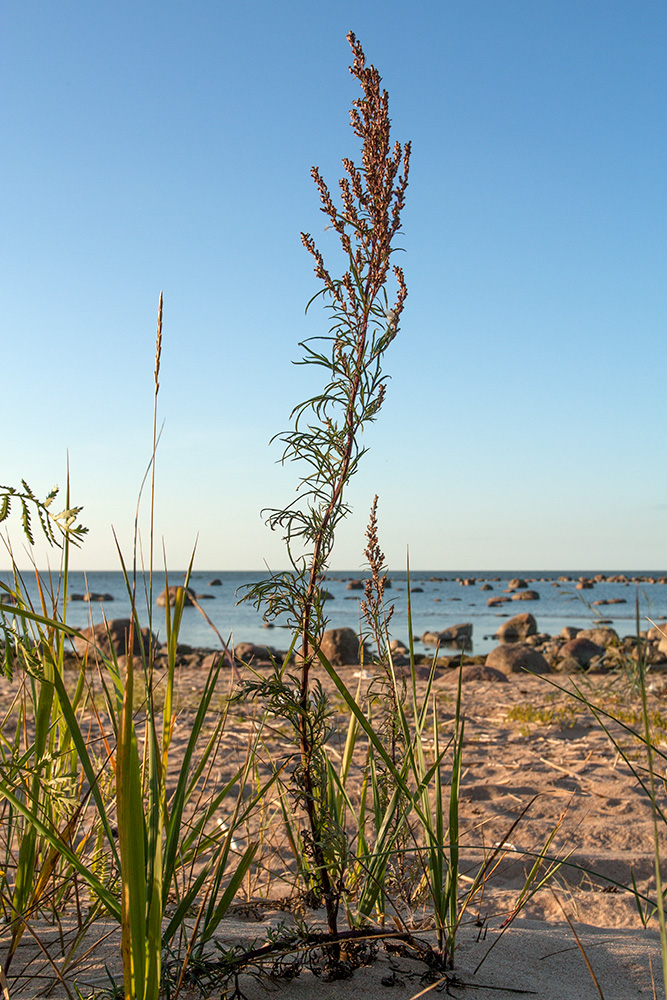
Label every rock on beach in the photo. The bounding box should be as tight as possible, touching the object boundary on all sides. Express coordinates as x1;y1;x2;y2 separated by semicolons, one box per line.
486;643;551;676
234;642;279;665
649;626;667;657
74;619;156;658
320;627;361;665
443;664;509;684
558;637;605;667
576;627;619;647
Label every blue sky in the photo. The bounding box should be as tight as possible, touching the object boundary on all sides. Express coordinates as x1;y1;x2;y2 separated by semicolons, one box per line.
2;1;666;571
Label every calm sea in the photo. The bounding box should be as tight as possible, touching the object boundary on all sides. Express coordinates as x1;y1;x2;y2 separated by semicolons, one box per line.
1;570;665;656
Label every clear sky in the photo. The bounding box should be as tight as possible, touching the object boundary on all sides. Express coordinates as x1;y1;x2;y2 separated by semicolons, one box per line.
2;1;666;572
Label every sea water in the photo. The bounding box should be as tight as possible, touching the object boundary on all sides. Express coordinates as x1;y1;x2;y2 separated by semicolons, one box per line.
1;569;665;656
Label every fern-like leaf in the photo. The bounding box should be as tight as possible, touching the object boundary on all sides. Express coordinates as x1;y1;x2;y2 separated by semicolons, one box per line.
20;498;34;545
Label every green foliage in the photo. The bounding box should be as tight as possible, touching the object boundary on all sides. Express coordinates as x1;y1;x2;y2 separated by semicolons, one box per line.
505;702;578;733
0;480;87;547
0;295;260;998
0;570;261;998
0;566;113;980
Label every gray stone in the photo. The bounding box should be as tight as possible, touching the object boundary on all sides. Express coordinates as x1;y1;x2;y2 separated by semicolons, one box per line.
234;642;277;664
485;644;550;676
320;627;361;665
74;619;156;659
647;624;667;642
393;662;435;681
157;586;196;607
553;656;583;674
558;637;604;666
389;639;409;656
511;590;540;601
496;613;538;643
576;627;619;647
422;623;473;645
443;664;509;684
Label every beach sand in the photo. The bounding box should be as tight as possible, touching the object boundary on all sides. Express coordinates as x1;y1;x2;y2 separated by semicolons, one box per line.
2;665;666;998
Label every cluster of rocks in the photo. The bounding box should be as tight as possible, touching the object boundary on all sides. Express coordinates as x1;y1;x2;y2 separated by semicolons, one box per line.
483;612;667;678
302;615;667;683
486;579;540;607
326;574;667;588
422;623;473;645
68;585;221;606
51;610;667;688
487;592;540;607
555;574;667;585
59;619;266;672
478;573;666;609
325;576;391;590
60;620;362;672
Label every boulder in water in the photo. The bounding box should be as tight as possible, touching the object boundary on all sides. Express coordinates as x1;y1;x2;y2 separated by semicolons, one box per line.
157;586;196;607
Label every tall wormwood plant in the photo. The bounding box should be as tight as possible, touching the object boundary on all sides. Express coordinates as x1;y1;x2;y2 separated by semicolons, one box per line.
244;32;410;952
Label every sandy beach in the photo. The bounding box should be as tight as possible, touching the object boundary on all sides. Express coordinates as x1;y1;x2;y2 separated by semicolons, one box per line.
2;656;667;999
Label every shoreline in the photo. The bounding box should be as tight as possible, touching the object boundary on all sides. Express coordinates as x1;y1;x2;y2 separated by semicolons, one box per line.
6;570;667;658
62;610;667;678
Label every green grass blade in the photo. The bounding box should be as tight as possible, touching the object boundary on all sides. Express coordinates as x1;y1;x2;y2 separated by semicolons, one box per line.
0;777;120;918
197;841;259;947
116;648;148;999
51;669;120;868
